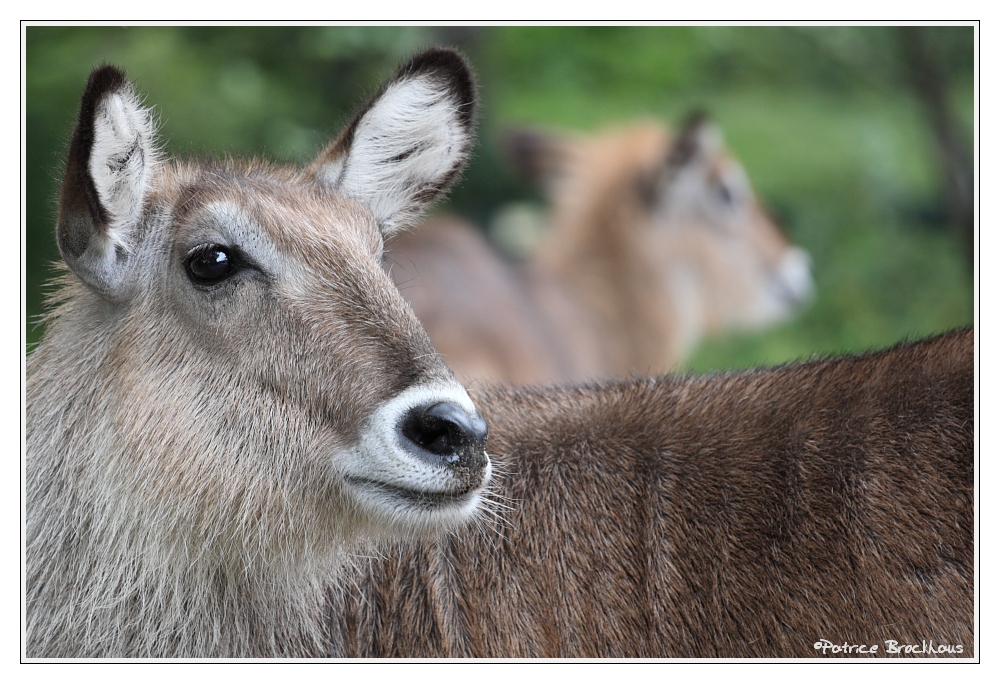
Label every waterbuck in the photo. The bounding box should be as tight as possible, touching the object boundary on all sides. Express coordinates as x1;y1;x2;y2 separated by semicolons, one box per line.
388;116;814;384
26;50;488;657
26;50;973;659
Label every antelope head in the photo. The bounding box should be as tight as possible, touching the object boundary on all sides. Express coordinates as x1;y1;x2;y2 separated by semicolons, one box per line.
49;49;490;572
506;113;814;364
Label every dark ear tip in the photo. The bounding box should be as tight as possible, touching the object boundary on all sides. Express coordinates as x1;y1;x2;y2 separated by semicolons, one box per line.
397;48;476;123
402;47;470;76
667;108;715;168
679;108;712;134
502;128;546;151
84;64;130;101
501;128;550;178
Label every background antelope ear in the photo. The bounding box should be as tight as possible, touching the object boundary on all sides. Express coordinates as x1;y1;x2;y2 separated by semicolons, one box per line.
501;127;575;198
306;48;477;236
666;110;723;170
57;65;159;300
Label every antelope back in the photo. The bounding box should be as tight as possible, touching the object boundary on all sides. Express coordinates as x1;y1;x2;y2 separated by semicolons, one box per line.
386;215;606;384
334;329;974;658
26;50;491;657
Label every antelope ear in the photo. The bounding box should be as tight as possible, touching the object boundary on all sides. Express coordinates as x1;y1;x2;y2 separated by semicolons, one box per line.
501;127;573;197
57;65;159;300
306;48;477;236
666;110;723;170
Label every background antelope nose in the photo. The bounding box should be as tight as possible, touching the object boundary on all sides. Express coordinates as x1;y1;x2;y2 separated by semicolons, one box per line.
399;402;489;469
776;246;815;306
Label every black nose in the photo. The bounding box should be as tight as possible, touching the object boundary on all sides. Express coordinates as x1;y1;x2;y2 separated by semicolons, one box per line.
399;402;488;469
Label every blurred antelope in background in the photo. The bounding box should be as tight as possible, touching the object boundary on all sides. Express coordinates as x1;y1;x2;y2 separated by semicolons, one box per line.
389;114;814;384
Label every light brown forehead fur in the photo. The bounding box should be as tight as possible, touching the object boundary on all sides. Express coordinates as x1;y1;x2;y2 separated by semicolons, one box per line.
156;157;383;266
568;121;671;196
567;121;741;204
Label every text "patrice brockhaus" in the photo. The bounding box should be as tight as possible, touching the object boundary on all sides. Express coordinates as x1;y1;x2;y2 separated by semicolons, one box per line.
813;639;964;655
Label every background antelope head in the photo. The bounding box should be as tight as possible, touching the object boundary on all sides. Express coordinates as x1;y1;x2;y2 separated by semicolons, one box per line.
508;114;815;369
652;113;815;333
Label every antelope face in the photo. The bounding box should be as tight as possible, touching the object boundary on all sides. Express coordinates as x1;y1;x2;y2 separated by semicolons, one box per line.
53;51;491;557
652;115;815;332
510;117;814;352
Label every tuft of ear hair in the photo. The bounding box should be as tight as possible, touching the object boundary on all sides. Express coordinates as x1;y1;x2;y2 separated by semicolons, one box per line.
666;109;722;170
306;48;478;236
57;64;160;300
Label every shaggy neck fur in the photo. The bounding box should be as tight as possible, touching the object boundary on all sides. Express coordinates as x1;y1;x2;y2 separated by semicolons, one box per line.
26;292;354;658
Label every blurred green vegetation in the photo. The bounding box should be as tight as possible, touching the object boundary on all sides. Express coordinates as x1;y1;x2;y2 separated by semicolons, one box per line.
25;26;974;371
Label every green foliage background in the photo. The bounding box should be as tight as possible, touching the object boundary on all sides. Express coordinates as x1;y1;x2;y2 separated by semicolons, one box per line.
25;26;975;372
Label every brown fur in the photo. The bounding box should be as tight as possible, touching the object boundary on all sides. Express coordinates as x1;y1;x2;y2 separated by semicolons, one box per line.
333;329;974;658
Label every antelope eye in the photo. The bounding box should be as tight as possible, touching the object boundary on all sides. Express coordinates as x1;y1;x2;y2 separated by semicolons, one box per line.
186;244;236;284
716;181;734;206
